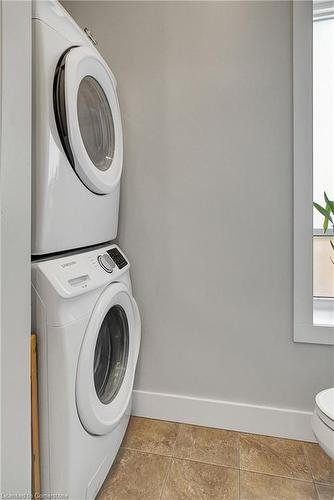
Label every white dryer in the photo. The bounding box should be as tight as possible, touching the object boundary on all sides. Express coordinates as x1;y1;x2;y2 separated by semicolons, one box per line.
32;244;141;499
32;1;123;255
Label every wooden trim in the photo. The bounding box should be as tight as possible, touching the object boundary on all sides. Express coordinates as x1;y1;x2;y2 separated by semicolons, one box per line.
31;334;41;498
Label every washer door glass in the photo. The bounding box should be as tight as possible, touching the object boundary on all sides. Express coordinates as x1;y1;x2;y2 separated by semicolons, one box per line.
76;283;140;435
93;305;129;404
77;76;115;172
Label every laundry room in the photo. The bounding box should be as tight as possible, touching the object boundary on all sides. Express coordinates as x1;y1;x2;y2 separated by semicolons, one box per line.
0;1;333;499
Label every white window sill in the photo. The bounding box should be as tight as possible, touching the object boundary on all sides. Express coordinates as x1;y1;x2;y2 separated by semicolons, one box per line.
314;297;334;327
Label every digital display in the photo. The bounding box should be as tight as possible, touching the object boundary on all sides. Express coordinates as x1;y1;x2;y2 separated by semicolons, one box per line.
107;248;128;269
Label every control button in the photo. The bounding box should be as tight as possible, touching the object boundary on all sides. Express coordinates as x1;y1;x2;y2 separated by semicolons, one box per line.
98;253;115;273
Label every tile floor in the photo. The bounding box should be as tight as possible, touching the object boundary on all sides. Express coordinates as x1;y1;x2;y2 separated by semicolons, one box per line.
97;417;334;500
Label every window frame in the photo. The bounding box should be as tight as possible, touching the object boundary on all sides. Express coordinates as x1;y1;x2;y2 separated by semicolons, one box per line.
293;0;334;345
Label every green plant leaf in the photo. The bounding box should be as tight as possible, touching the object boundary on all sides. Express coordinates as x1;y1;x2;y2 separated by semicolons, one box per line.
313;202;333;223
324;192;334;215
323;203;332;232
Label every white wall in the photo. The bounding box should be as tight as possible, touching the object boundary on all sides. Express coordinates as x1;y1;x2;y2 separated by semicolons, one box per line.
63;0;334;438
0;0;31;493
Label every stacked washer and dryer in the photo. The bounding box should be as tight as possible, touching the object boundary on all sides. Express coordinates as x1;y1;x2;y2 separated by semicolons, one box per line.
31;1;141;499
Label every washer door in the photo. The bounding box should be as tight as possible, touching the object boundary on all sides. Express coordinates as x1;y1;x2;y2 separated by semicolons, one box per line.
53;46;123;194
76;283;140;435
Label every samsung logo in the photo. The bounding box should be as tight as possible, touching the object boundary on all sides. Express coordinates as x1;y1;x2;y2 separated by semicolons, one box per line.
61;261;76;268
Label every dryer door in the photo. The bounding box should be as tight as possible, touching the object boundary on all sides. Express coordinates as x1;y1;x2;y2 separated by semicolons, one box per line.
76;282;140;435
54;46;123;195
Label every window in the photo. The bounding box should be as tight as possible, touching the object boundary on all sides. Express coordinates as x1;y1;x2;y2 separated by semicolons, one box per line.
293;1;334;344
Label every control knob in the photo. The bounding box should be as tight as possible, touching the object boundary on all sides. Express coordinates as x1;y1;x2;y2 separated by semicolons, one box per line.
97;253;115;273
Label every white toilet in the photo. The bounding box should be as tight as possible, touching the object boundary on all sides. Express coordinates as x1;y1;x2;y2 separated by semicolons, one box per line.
312;388;334;459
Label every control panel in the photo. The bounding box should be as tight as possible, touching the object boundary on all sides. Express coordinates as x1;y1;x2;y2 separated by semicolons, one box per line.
97;248;128;273
33;244;130;298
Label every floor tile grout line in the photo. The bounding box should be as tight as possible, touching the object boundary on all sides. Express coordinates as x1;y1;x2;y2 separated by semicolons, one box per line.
237;432;241;469
313;482;321;500
170;421;181;456
122;445;241;471
314;480;334;486
171;456;240;471
239;468;319;484
238;432;241;500
159;457;173;500
302;443;320;500
120;446;173;458
302;441;317;484
120;446;174;458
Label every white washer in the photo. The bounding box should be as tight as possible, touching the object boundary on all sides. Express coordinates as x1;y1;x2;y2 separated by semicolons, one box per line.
32;244;141;499
32;0;123;255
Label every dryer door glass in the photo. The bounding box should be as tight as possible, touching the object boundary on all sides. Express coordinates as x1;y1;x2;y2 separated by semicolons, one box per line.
77;76;115;172
93;305;129;404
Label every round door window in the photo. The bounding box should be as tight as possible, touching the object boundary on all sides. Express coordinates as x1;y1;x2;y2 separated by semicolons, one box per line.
93;305;129;404
77;76;115;172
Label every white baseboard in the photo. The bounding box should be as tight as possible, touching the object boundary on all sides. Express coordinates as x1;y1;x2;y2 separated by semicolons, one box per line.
132;390;316;442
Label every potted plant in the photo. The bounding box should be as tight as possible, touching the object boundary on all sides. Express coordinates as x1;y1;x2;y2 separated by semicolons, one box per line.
314;192;334;264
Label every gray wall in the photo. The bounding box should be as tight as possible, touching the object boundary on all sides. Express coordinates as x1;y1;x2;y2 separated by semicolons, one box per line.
63;1;333;411
1;0;31;492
